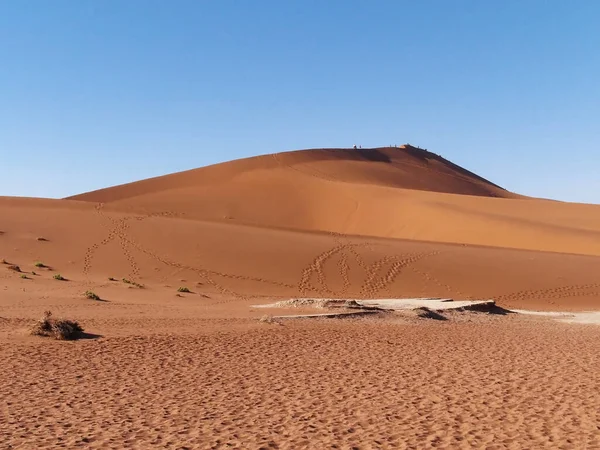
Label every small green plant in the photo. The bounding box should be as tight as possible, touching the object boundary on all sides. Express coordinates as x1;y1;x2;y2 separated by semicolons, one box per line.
31;271;37;276
53;274;66;281
177;287;191;293
34;261;46;268
20;274;28;279
84;291;101;301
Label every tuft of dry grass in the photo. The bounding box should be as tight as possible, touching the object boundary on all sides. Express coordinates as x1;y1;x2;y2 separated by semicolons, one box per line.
34;261;46;268
84;291;101;301
30;311;84;340
53;274;66;281
177;287;191;293
122;278;144;288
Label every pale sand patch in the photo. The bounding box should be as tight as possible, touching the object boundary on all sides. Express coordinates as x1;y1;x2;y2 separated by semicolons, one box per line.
253;297;496;313
512;309;600;324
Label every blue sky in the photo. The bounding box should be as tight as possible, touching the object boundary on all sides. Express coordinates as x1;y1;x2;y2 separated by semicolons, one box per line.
1;1;598;203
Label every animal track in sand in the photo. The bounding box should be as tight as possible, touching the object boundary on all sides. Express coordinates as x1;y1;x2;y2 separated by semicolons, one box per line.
83;204;140;280
360;251;441;298
298;232;441;297
83;204;295;302
409;266;462;297
84;208;446;300
496;283;600;307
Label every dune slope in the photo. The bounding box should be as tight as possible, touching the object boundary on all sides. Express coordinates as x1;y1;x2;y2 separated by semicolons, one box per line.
68;146;600;256
2;195;600;311
1;146;599;310
3;147;600;450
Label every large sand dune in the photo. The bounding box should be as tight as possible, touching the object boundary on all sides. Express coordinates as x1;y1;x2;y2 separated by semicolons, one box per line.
3;146;600;448
69;146;600;256
2;146;600;310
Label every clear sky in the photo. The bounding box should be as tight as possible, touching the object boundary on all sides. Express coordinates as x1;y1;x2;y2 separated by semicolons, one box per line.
1;1;598;203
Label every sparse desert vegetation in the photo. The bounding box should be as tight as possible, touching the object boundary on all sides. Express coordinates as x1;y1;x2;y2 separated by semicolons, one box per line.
122;278;144;288
20;274;28;279
177;287;191;293
84;290;101;301
34;261;47;268
7;264;21;272
30;311;84;340
53;273;66;281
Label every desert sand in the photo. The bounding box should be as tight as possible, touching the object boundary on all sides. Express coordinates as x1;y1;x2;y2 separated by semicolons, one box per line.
2;146;600;448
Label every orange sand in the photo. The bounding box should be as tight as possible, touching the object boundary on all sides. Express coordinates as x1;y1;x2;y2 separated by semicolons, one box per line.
1;146;600;448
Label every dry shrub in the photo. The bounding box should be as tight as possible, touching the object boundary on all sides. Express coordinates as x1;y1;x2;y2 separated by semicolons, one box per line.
30;311;55;336
84;290;101;300
52;320;84;340
30;311;84;340
122;278;144;288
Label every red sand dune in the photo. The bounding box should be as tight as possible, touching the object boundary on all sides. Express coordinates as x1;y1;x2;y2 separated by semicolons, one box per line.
68;146;600;256
1;146;599;310
3;146;600;449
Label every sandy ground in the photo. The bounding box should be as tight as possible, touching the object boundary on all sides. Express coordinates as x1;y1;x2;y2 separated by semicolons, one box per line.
2;200;600;312
2;147;600;448
1;311;600;449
